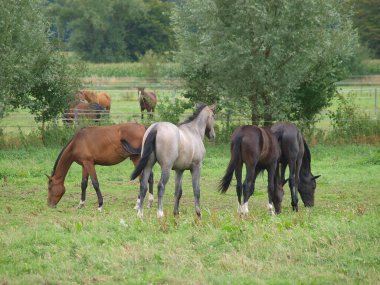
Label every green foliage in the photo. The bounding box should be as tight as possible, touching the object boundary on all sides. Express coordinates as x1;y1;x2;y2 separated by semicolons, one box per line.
353;0;380;58
173;0;360;125
157;96;189;124
47;0;176;62
328;94;380;143
0;0;83;122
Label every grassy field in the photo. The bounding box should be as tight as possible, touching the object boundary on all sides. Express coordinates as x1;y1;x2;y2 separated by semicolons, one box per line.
1;143;380;284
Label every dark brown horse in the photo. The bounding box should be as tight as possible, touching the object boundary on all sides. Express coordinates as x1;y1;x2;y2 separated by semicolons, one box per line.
137;87;157;119
63;101;105;125
77;90;112;111
219;125;284;215
271;122;320;210
47;123;153;210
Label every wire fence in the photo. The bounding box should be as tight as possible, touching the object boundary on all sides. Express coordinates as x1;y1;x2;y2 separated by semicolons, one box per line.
1;86;379;134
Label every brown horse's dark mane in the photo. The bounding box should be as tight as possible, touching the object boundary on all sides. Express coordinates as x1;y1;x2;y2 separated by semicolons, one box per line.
51;138;73;176
301;139;312;172
179;104;207;126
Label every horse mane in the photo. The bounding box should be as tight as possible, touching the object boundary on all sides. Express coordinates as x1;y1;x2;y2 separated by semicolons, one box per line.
51;138;73;176
179;104;207;125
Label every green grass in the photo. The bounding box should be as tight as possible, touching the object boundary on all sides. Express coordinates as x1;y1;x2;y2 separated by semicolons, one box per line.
1;144;380;284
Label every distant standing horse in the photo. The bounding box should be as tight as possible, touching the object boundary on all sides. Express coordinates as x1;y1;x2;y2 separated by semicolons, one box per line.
131;104;216;218
47;123;153;210
137;87;157;119
219;125;284;215
63;101;105;125
270;122;320;210
78;90;112;111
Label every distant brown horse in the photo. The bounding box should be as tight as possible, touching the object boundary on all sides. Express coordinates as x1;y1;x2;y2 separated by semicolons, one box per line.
63;101;105;125
47;123;153;210
77;90;112;111
219;125;284;215
137;87;157;119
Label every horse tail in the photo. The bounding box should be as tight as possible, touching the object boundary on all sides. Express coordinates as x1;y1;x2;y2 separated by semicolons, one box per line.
218;136;243;193
120;139;141;155
130;127;157;180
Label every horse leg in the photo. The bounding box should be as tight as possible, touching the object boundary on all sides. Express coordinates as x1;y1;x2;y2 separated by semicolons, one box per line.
137;157;155;218
173;170;184;216
241;163;256;215
83;162;103;211
267;164;279;215
191;164;202;218
77;168;89;209
148;171;154;208
288;159;298;211
157;168;171;218
294;155;302;211
235;163;243;214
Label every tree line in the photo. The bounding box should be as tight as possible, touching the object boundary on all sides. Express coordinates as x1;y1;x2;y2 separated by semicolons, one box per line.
0;0;378;127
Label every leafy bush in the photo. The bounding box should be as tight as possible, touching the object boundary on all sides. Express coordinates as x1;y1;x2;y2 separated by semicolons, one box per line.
328;95;380;144
157;97;189;124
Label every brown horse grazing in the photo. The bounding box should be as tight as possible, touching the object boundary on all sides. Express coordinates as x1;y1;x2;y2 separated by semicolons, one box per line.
78;90;112;111
270;122;320;210
219;125;284;215
47;123;154;210
137;87;157;119
63;101;105;125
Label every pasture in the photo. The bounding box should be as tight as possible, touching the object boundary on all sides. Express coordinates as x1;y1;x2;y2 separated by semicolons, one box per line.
1;143;380;284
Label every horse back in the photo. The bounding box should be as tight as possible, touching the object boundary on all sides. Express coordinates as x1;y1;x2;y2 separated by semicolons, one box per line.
271;122;304;162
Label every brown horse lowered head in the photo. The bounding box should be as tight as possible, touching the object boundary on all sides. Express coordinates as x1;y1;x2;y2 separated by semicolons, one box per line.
47;123;154;210
137;87;157;119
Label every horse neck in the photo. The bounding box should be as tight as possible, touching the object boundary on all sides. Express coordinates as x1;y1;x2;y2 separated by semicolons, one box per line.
52;144;75;183
183;113;208;140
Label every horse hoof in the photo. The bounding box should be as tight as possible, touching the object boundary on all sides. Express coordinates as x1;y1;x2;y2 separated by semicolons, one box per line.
77;200;85;209
137;210;144;219
157;210;164;219
97;206;103;211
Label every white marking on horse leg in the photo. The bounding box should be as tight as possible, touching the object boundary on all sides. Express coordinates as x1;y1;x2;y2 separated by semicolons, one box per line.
148;194;154;208
137;209;144;219
242;202;249;215
97;206;103;211
157;209;164;218
77;200;85;209
267;203;275;216
134;198;140;210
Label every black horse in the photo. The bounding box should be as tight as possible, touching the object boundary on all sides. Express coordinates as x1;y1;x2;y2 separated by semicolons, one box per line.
271;122;320;210
218;125;284;215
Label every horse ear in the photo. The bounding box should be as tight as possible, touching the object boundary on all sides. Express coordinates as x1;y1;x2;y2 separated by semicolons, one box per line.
209;104;216;111
45;174;51;180
311;175;321;181
282;178;289;186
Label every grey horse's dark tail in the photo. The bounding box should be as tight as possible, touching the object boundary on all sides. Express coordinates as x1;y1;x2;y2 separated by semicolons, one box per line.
130;127;157;180
120;139;141;155
218;136;243;193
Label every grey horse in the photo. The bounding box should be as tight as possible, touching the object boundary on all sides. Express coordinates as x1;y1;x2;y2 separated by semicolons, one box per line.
131;104;216;218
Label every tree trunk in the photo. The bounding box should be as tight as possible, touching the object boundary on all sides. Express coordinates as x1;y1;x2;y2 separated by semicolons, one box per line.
250;93;260;126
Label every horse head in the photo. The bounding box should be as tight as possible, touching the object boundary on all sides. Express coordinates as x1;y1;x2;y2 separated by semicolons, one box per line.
47;175;66;208
298;174;321;207
205;104;216;141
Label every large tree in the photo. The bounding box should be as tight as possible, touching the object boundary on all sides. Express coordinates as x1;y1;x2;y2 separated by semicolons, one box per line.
173;0;359;125
48;0;176;62
0;0;82;122
353;0;380;58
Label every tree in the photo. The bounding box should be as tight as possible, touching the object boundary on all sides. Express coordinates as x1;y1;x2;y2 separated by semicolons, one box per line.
353;0;380;58
173;0;359;125
47;0;176;62
0;0;82;122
